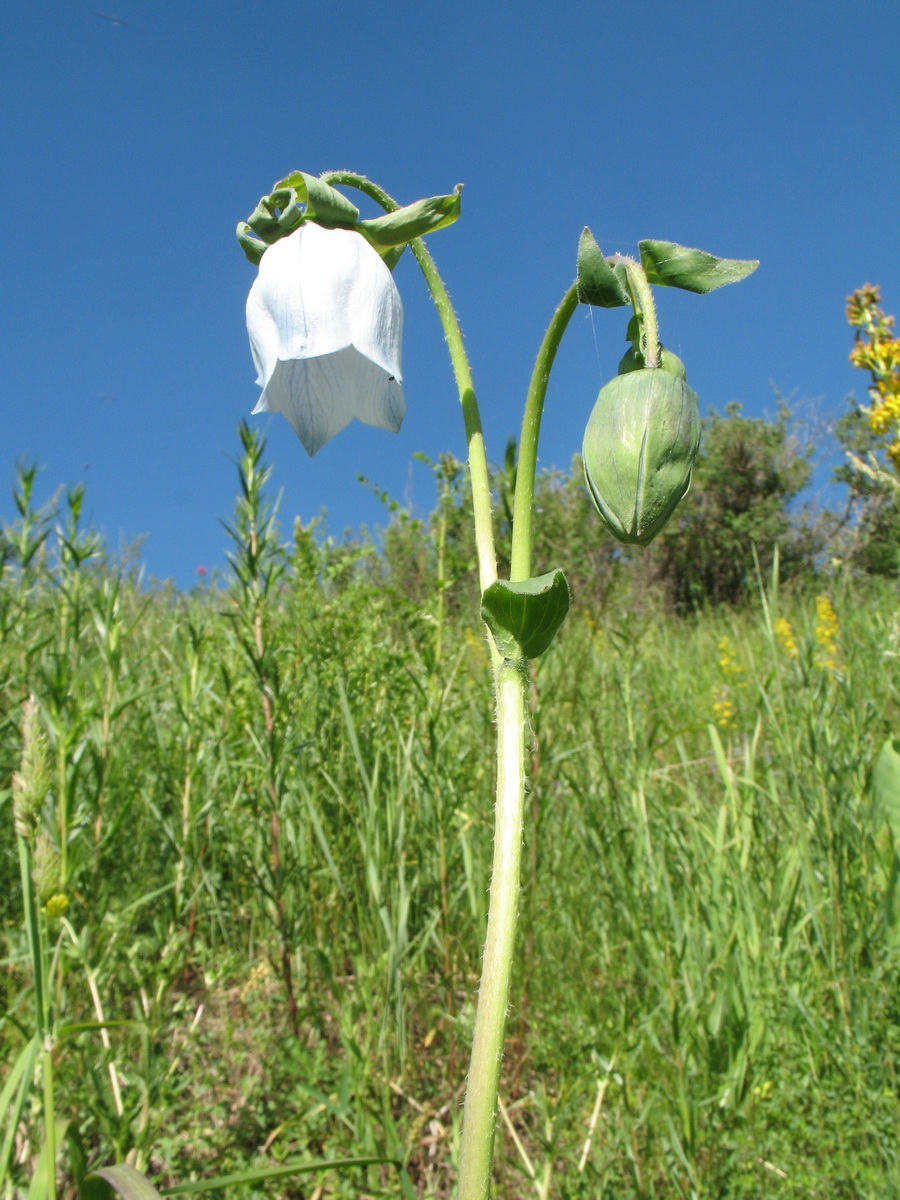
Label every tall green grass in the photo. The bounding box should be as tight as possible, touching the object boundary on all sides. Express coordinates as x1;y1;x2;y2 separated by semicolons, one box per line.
2;439;899;1198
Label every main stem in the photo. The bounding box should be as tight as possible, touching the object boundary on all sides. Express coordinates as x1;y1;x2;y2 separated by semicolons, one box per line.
456;658;527;1200
456;282;579;1196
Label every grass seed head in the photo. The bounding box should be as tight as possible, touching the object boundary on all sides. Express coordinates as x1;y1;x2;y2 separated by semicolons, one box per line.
12;696;50;842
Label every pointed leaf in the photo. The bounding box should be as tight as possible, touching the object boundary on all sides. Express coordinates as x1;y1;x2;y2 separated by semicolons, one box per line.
160;1155;401;1194
273;172;360;227
481;569;570;661
82;1164;165;1200
576;227;629;308
638;239;758;293
357;187;462;248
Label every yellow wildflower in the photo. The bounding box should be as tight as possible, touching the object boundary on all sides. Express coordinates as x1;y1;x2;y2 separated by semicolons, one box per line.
712;685;735;730
42;894;69;920
847;285;900;462
815;595;839;671
717;635;743;678
774;616;798;658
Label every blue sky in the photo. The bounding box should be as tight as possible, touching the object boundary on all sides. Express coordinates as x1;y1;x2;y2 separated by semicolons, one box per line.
2;0;898;588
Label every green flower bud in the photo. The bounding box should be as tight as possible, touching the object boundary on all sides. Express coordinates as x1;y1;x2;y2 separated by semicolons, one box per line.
582;368;700;545
617;344;687;379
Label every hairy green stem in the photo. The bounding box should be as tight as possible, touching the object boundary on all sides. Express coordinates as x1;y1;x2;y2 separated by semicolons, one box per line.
320;171;497;594
617;256;659;368
408;239;497;594
456;658;527;1200
510;284;580;582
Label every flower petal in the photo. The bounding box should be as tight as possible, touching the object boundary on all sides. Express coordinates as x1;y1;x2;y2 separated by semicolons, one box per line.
252;349;404;456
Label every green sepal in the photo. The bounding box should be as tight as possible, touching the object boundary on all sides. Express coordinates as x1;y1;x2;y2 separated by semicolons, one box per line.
481;570;570;662
624;312;644;356
357;187;462;248
621;314;686;374
81;1164;165;1200
239;173;361;261
273;171;360;228
236;222;268;265
625;315;639;340
638;239;759;293
380;244;407;272
576;227;630;308
618;344;687;379
245;188;305;244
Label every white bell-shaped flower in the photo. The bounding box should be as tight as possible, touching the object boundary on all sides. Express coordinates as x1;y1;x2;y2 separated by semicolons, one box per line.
246;222;404;456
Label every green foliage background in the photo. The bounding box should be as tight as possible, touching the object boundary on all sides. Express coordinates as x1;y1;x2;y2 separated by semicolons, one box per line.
2;411;900;1198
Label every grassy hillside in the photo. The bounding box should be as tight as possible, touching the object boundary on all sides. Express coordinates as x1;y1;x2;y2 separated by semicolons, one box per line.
3;439;900;1198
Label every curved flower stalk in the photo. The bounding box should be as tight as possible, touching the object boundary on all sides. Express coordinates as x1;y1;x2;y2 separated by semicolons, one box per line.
247;222;404;456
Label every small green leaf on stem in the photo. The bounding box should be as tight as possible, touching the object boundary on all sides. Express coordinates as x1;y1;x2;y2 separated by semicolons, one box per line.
481;570;570;661
576;227;630;307
638;239;759;293
357;187;462;248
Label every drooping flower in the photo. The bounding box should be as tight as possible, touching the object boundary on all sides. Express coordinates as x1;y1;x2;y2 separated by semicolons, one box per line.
246;222;404;456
